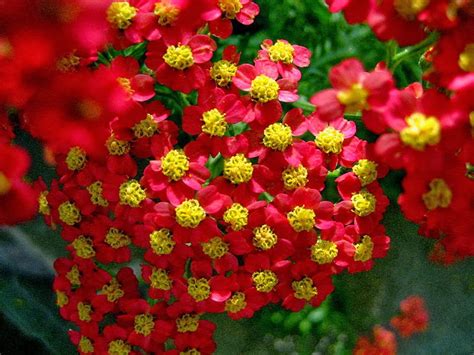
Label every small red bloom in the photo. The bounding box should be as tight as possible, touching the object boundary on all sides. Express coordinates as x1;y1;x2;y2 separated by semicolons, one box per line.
207;0;260;39
257;39;311;81
0;143;38;225
310;59;394;131
391;295;429;337
354;325;397;355
146;34;217;93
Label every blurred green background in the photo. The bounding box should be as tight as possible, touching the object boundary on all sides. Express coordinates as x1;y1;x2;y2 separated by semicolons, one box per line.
1;0;473;354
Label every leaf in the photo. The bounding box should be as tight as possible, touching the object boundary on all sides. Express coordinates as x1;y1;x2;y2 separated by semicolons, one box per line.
0;273;74;354
206;154;224;179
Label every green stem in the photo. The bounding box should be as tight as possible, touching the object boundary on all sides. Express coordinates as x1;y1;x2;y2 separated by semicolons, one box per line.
389;32;439;71
293;98;315;112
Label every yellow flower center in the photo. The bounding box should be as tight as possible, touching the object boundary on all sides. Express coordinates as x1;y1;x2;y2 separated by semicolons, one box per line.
101;278;125;303
252;270;278;293
175;199;206;228
163;45;194;70
336;83;369;113
282;165;308;190
218;0;243;19
56;291;69;308
78;337;94;354
223;154;254;184
311;239;338;264
117;77;133;95
250;75;279;103
57;53;80;72
133;114;158;139
66;146;86;171
223;203;249;231
119;179;146;207
262;123;293;151
459;43;474;72
353;159;378;186
225;292;247;313
134;314;155;336
202;237;229;259
315;126;345;154
201;108;228;137
354;235;374;262
106;2;138;29
150;268;172;290
176;314;200;333
400;112;441;151
38;191;50;215
106;135;130;156
292;277;318;301
0;172;11;196
108;340;131;355
253;224;278;250
66;265;81;287
150;228;175;255
422;178;452;210
287;206;316;232
76;100;102;121
58;201;82;225
87;181;109;207
394;0;430;19
161;149;190;181
187;277;210;301
105;228;131;249
210;60;238;87
77;302;92;322
72;236;95;259
154;1;180;26
351;190;376;217
268;40;295;64
181;349;201;355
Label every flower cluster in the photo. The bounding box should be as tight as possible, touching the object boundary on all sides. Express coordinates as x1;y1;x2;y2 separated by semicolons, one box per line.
0;0;394;352
354;295;429;354
390;295;429;337
324;1;474;262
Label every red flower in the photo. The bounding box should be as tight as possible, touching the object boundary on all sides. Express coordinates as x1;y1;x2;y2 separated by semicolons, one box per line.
233;61;298;126
310;115;362;170
310;59;393;131
0;144;38;225
206;0;260;39
141;141;210;205
367;0;427;46
398;151;471;235
110;56;155;102
257;39;311;81
391;295;429;337
374;89;459;170
277;260;334;312
146;34;217;93
336;174;389;232
182;87;247;156
325;0;375;24
94;324;138;355
430;20;474;90
346;224;390;273
354;325;397;355
117;299;173;351
144;185;227;244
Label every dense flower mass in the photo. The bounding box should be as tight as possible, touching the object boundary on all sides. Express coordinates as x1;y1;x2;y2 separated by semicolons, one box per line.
0;0;472;353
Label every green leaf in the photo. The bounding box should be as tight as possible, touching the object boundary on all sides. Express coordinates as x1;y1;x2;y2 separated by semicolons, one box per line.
206;154;224;179
0;273;74;354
